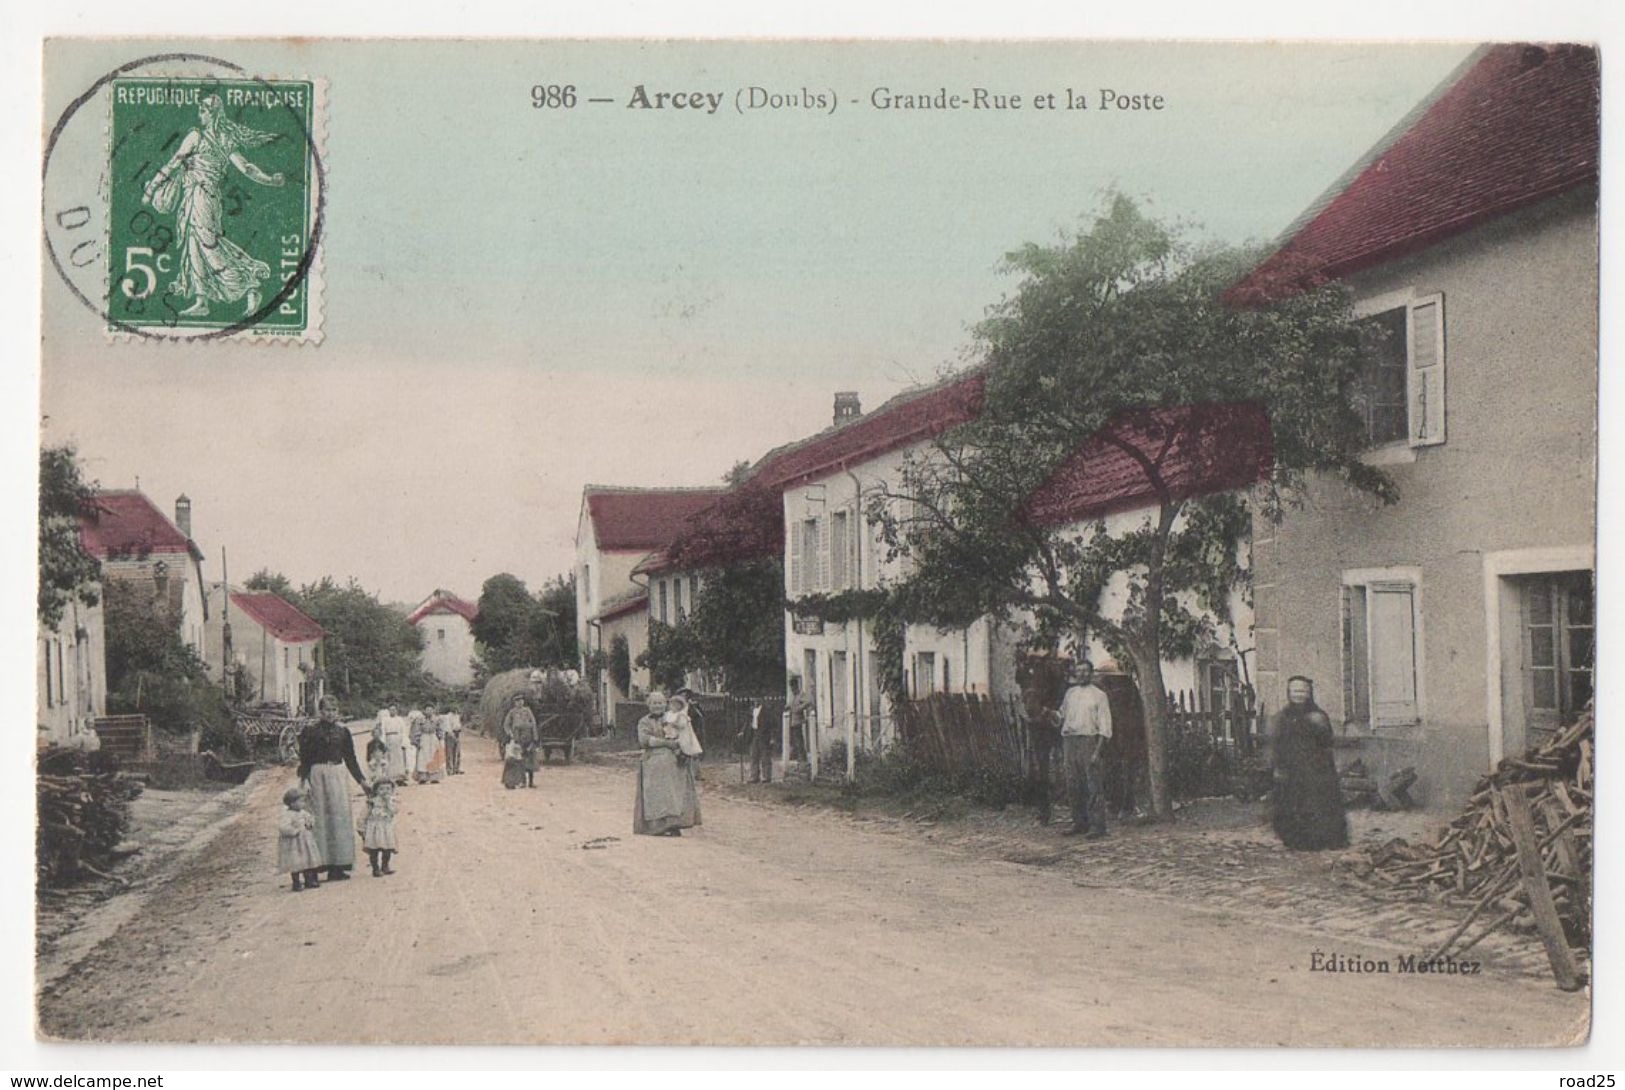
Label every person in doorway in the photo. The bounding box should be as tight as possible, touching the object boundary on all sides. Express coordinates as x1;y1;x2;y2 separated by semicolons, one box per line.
786;675;813;763
296;697;368;881
1058;660;1113;838
1270;676;1349;851
633;690;701;836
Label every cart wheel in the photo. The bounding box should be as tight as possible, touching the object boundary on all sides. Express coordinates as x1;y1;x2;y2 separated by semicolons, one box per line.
278;724;300;765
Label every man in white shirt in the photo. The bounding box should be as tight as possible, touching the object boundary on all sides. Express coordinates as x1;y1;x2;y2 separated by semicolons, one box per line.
1058;660;1113;838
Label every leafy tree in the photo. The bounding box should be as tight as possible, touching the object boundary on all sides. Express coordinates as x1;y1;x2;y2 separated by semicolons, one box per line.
872;194;1394;818
639;619;693;694
535;574;579;669
244;568;295;597
38;445;101;630
608;634;632;697
297;577;439;712
639;559;787;696
472;572;577;673
103;579;238;750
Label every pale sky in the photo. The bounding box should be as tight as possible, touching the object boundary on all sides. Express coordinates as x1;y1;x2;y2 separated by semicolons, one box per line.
40;39;1478;603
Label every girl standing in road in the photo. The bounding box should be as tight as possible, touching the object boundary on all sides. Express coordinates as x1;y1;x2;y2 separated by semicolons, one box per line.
277;786;322;892
362;778;398;876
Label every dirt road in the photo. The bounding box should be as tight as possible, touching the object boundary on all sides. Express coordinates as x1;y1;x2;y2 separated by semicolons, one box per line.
38;734;1588;1046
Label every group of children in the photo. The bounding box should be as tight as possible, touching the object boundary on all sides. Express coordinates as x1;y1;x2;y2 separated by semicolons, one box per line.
277;740;402;891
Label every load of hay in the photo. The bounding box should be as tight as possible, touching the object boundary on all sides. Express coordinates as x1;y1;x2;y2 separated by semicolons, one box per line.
476;668;595;737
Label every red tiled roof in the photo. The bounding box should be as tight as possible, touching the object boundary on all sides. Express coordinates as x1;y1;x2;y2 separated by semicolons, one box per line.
744;373;986;491
585;487;728;552
651;482;787;574
1022;403;1273;527
79;490;198;561
231;592;325;643
1230;44;1599;303
406;590;478;625
595;590;649;624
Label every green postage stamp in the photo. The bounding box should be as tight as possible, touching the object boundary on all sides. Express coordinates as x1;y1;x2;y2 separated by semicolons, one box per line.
104;76;322;340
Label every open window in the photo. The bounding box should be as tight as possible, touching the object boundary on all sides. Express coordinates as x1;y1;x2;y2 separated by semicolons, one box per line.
1355;293;1446;450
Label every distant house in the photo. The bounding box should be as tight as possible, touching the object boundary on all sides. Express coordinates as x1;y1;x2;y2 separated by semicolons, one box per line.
37;591;106;749
574;485;725;711
79;490;209;658
205;591;326;712
407;589;479;687
1229;44;1599;811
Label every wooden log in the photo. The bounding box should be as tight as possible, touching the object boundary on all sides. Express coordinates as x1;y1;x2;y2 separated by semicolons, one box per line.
1500;785;1583;991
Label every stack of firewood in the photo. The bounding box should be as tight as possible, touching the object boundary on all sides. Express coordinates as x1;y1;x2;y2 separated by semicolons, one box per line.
1337;708;1592;989
36;747;143;888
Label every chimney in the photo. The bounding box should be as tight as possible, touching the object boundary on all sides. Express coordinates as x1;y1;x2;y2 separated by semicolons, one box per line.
833;391;861;426
174;494;192;538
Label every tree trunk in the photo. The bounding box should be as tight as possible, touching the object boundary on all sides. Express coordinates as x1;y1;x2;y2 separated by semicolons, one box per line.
1130;641;1176;819
1137;497;1182;820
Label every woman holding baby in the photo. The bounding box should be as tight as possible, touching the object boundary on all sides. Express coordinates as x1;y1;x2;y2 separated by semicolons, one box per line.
632;690;702;837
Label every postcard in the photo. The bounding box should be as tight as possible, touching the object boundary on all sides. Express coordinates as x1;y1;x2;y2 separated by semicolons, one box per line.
34;38;1596;1047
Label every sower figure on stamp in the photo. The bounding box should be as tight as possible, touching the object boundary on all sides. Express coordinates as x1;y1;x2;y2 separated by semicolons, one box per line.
1058;661;1112;838
296;697;368;881
1270;676;1349;851
141;94;285;318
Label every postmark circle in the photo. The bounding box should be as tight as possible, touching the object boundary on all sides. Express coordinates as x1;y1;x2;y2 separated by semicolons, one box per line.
43;52;326;342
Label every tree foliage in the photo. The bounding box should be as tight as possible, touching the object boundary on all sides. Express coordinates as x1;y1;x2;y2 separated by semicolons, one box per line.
103;579;238;750
608;634;632;697
871;193;1395;817
38;445;101;630
471;572;577;673
244;571;444;713
638;558;788;696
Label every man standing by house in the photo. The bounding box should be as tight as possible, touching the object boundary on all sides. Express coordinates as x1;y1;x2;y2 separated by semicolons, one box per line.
1058;660;1113;838
785;674;814;763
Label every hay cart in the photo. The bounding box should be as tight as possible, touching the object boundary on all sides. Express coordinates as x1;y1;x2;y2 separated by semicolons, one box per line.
234;705;313;765
476;667;597;766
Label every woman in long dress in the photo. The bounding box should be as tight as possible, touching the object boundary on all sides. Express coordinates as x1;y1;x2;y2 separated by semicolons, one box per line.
1270;676;1349;851
410;709;443;784
296;698;368;880
141;94;286;318
633;691;701;837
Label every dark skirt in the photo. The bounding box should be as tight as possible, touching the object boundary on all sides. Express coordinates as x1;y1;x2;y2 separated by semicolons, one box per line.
502;757;526;789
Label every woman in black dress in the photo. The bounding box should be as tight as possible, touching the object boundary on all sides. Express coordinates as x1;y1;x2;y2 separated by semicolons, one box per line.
1270;676;1349;851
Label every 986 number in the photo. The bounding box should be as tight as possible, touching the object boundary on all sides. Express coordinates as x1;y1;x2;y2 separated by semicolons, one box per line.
531;84;577;109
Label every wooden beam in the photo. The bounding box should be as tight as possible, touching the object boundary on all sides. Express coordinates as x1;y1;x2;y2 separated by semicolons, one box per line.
1499;785;1584;991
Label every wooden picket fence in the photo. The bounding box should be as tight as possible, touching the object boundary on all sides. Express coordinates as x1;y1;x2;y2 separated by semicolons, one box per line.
894;693;1034;778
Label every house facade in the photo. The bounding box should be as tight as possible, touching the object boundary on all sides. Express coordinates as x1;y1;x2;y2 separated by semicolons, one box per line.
407;589;479;687
574;485;724;713
1232;44;1599;811
205;591;326;712
80;490;209;658
773;377;989;758
37;591;107;748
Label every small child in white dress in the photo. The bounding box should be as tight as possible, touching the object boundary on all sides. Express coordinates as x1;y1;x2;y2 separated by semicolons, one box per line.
277;786;322;892
664;695;704;759
362;778;398;877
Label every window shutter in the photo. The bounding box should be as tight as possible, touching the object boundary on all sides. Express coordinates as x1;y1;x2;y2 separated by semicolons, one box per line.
1407;293;1446;447
1368;582;1419;725
818;515;831;591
